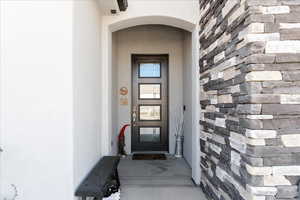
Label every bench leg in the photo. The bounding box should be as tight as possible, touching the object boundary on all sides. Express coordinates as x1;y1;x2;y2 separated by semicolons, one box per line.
82;197;87;200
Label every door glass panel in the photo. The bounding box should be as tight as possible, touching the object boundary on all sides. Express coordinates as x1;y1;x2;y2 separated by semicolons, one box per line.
139;84;161;99
140;127;161;142
139;63;160;77
139;105;161;120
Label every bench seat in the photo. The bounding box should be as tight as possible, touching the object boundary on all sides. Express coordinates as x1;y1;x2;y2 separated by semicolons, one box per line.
75;156;120;200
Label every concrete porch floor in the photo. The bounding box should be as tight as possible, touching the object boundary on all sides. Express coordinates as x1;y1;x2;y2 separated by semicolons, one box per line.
118;156;207;200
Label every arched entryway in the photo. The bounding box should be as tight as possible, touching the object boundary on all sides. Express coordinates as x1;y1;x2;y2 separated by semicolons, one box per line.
100;12;201;185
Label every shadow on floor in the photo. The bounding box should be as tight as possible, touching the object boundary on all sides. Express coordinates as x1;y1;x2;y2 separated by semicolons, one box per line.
118;156;207;200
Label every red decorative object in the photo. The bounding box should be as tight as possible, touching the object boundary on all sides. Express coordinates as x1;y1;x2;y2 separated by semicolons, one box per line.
118;124;130;156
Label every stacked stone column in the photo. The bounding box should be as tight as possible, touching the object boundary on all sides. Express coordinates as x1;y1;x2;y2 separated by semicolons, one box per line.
199;0;300;199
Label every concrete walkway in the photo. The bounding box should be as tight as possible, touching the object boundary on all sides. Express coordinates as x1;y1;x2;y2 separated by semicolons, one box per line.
118;156;207;200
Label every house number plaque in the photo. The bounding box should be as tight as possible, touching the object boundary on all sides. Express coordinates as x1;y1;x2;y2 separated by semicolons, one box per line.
120;87;128;96
120;87;129;105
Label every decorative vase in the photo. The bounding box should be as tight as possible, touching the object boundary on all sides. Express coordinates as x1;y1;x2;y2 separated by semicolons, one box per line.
175;135;184;158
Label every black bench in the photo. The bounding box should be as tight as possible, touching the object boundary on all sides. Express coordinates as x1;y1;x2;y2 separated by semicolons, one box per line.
75;156;120;200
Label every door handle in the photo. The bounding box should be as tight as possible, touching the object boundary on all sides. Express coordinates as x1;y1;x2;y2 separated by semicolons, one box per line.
0;147;3;153
132;106;137;126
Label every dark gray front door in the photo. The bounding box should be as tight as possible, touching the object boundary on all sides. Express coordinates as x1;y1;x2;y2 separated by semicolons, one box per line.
131;55;169;152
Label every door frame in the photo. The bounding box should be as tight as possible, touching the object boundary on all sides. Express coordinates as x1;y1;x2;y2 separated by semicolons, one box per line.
131;54;169;152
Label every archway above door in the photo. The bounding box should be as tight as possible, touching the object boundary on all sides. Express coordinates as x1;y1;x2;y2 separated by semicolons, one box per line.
109;15;196;33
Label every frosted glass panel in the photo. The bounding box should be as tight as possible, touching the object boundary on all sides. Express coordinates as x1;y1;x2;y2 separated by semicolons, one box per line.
139;63;160;77
139;84;161;99
140;127;160;142
139;106;160;120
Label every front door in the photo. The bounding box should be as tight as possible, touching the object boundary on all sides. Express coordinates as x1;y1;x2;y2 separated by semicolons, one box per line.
132;55;169;152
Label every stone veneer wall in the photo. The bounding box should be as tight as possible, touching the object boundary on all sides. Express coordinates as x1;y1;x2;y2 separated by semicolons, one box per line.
199;0;300;200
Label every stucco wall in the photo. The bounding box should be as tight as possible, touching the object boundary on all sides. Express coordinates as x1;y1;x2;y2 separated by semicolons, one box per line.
111;32;119;155
113;25;185;154
183;32;193;166
199;0;300;200
0;1;74;199
73;0;103;190
0;1;104;199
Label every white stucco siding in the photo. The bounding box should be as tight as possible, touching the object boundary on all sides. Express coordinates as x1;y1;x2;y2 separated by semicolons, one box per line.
0;1;74;199
183;32;193;166
106;0;199;32
0;0;105;199
73;0;103;189
111;32;119;155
